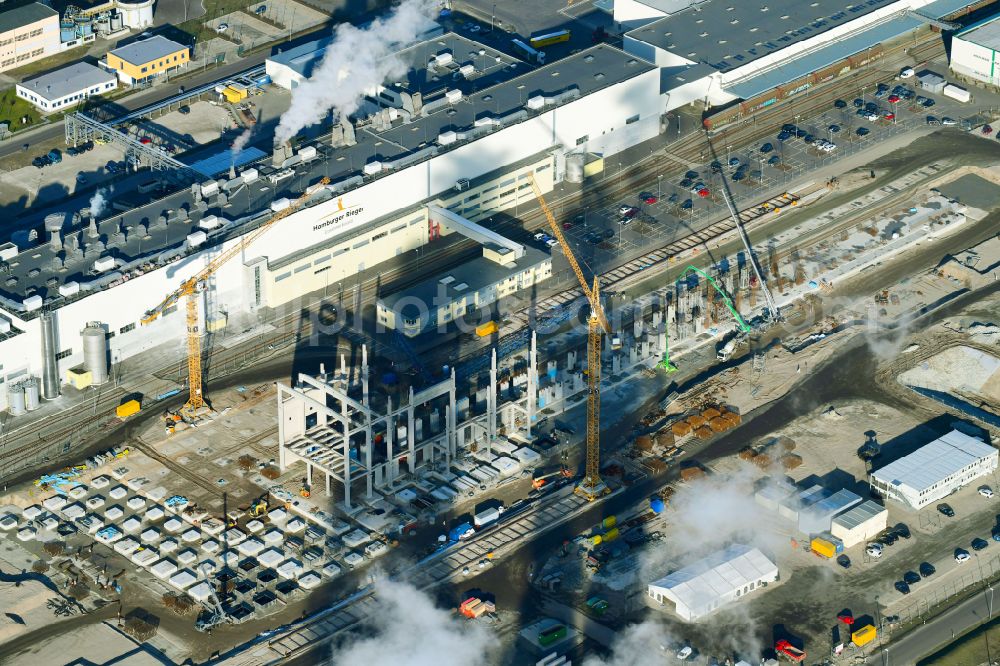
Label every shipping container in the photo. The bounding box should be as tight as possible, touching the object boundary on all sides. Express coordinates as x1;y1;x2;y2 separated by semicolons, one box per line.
474;507;502;528
811;537;836;558
852;624;877;647
603;527;620;541
943;83;971;103
116;399;141;419
538;623;567;646
602;515;617;529
529;29;571;48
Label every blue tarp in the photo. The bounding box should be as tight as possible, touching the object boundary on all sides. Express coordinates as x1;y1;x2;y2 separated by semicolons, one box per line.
185;147;267;178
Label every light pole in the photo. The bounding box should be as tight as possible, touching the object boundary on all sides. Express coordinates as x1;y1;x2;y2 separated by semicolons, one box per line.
491;3;496;32
657;174;662;199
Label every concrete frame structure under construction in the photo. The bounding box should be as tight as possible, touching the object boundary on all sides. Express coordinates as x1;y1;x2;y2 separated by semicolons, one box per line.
276;337;539;511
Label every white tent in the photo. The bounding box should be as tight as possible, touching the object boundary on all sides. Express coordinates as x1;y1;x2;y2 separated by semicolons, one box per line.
647;544;778;621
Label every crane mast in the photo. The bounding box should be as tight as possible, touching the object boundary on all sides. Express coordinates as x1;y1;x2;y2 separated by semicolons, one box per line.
528;174;608;500
142;177;331;417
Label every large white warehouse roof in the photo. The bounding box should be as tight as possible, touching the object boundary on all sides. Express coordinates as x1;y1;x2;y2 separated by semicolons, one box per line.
872;430;996;494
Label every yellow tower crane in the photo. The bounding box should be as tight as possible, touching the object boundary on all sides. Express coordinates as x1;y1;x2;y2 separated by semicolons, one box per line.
527;174;609;500
141;177;331;417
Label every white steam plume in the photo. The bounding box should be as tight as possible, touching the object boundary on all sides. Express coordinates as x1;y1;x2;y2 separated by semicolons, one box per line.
89;188;110;219
274;0;436;144
231;128;253;160
325;578;497;666
583;620;679;666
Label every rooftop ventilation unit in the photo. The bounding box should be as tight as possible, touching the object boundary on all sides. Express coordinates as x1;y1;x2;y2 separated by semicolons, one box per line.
445;89;463;104
434;52;454;66
437;130;458;145
363;161;383;175
459;64;475;77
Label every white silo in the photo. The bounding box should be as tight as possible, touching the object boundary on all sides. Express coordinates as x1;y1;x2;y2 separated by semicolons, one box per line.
82;322;110;385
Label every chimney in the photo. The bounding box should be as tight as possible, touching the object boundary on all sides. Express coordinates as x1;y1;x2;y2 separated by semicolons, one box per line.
229;164;237;180
272;140;291;167
341;119;356;146
44;213;64;250
412;92;423;115
330;124;345;147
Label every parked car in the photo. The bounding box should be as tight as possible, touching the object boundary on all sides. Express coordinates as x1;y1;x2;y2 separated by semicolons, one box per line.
894;523;911;539
618;204;637;216
837;554;851;569
178;105;191;114
679;178;693;188
856;127;871;136
216;22;229;32
922;98;936;107
139;136;152;145
640;192;658;204
993;525;1000;542
828;124;840;133
684;170;699;179
980;486;994;499
767;155;781;166
903;571;921;585
883;112;896;121
777;130;792;141
919;561;936;577
887;94;901;104
32;156;49;168
955;548;971;563
781;123;797;132
942;117;957;126
759;142;773;153
938;503;955;517
973;537;989;551
900;67;915;78
533;232;546;241
879;532;897;546
834;99;848;108
853;98;864;108
927;116;940;125
894;581;910;594
680;199;692;210
983;125;994;136
866;543;884;558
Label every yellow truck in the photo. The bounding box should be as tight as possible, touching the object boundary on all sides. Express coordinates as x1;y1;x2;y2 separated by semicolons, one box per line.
810;537;836;559
116;399;141;419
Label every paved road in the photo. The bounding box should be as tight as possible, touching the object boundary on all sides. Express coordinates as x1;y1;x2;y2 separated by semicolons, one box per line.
883;586;997;665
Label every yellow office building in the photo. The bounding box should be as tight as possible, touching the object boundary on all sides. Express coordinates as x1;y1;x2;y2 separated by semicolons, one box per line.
104;35;189;84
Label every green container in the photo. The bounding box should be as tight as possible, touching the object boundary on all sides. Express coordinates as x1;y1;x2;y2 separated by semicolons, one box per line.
539;624;567;646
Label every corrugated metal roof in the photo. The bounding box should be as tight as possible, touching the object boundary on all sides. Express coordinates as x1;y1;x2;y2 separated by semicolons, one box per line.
922;0;983;19
956;14;1000;49
650;544;777;616
724;14;921;100
0;2;56;34
832;500;887;530
803;488;862;518
872;430;997;494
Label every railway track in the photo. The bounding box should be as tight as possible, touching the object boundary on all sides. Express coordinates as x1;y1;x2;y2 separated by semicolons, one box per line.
0;34;951;475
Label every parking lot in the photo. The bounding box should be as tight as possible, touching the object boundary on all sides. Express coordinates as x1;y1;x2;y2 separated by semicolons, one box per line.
527;74;995;274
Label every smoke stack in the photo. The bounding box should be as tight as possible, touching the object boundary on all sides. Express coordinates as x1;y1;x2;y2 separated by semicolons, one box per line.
330;124;345;147
229;164;237;180
88;216;99;240
272;140;292;167
44;213;64;251
341;119;356;147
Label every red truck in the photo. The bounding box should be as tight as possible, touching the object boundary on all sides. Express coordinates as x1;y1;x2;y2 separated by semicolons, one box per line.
775;639;806;662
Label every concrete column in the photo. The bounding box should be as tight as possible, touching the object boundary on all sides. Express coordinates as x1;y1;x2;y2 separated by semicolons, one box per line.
277;385;287;472
385;395;394;487
527;331;537;438
407;387;416;474
342;391;351;509
448;368;457;459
